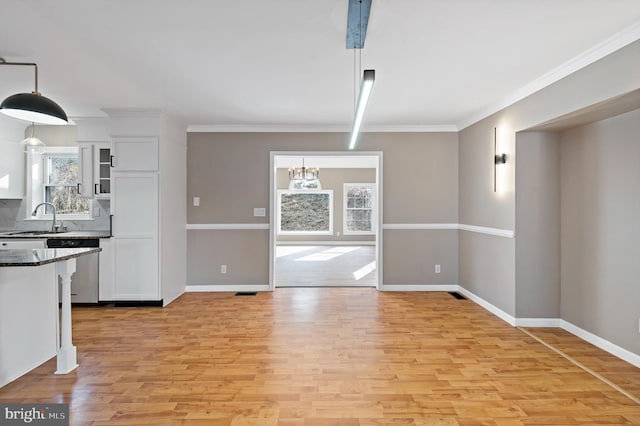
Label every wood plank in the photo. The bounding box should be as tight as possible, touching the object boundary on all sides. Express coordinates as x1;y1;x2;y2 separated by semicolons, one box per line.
0;289;638;425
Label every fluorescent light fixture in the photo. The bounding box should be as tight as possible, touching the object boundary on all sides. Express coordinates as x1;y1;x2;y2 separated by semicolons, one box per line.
348;69;375;150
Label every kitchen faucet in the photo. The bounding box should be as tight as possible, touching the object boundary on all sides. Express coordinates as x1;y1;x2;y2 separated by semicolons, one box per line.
32;202;58;232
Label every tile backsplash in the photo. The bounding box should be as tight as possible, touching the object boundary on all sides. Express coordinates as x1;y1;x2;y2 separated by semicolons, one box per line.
0;198;110;232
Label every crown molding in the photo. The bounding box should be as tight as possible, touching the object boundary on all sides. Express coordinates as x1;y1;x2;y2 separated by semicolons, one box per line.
457;20;640;130
186;124;458;133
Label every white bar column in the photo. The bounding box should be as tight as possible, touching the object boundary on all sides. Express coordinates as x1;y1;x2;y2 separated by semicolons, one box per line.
55;258;78;374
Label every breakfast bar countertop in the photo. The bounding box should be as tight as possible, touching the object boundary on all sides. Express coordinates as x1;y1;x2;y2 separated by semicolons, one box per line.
0;247;102;267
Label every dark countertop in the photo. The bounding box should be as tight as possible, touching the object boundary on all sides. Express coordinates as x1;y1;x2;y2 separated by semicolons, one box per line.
0;248;102;267
0;231;111;239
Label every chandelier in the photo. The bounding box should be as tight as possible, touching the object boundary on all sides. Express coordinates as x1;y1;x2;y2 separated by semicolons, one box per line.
288;159;321;190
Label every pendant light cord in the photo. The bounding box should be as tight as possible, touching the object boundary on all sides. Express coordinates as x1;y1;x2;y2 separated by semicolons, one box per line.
359;0;362;88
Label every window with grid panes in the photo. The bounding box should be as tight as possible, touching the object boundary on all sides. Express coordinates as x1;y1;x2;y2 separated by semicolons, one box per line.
343;183;375;235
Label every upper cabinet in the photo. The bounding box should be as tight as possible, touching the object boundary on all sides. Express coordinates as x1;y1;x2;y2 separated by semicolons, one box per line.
77;142;94;198
111;137;158;172
94;143;111;198
77;142;111;199
0;142;25;199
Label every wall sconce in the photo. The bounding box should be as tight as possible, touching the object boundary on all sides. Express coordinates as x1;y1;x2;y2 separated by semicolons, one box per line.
494;127;507;192
0;58;68;125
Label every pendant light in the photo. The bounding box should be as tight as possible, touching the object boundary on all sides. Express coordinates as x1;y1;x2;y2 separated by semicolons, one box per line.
349;69;375;150
21;122;46;151
0;58;68;125
347;0;375;150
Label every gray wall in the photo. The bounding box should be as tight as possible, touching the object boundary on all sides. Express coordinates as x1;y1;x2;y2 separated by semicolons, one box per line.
458;40;640;321
186;132;459;287
457;40;639;363
560;109;640;354
458;120;516;315
515;131;560;318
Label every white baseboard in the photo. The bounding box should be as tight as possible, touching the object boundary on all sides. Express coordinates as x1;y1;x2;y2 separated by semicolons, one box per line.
560;320;640;368
456;286;517;326
186;285;271;292
379;284;458;292
515;318;562;327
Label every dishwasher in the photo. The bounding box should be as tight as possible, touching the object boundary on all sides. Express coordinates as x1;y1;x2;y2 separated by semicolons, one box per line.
47;238;100;304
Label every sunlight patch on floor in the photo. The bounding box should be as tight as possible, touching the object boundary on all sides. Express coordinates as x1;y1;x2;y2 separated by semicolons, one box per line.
275;246;317;258
295;246;360;262
353;261;376;280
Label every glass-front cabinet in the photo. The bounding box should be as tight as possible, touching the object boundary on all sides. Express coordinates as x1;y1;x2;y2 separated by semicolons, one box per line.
77;141;111;200
95;144;111;198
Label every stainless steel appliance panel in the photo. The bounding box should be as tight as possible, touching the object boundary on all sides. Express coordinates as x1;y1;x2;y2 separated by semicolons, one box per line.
47;238;100;304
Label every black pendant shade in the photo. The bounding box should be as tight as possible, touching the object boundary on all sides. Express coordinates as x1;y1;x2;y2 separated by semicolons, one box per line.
0;92;68;125
0;58;69;125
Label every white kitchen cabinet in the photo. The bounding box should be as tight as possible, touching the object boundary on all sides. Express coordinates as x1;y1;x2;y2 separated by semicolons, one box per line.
111;172;159;300
94;143;111;198
98;238;113;301
77;141;111;199
103;110;186;306
0;239;46;249
77;142;94;198
111;136;158;171
0;142;25;199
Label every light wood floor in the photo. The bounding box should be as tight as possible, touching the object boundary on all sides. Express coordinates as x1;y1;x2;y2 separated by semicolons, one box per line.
1;289;639;425
275;245;377;287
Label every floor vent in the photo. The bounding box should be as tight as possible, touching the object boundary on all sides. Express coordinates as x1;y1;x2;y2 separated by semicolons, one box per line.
448;292;467;300
235;292;258;296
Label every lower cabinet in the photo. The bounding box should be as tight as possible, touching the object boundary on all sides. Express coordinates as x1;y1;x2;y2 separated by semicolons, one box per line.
113;238;159;300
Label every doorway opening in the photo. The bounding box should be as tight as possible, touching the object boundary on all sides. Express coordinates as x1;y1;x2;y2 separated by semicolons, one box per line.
269;152;383;290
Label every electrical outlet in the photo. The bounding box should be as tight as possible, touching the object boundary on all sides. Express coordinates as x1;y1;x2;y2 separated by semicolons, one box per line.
221;265;227;274
193;197;200;207
435;264;441;274
253;207;266;217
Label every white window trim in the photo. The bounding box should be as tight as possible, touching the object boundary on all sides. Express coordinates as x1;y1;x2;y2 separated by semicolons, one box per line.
277;189;333;235
25;146;92;221
343;183;376;236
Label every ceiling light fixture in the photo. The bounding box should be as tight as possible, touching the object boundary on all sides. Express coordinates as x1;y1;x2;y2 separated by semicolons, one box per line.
347;0;375;150
288;158;322;190
0;58;68;125
348;69;375;150
21;122;46;151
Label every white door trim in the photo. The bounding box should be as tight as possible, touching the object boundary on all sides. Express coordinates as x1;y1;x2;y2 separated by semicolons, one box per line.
269;151;383;291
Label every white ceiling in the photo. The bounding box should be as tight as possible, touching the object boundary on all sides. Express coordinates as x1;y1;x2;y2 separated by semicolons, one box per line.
1;1;639;131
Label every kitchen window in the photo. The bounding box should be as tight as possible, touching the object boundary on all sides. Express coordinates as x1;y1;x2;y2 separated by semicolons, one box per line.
343;183;375;235
27;147;91;219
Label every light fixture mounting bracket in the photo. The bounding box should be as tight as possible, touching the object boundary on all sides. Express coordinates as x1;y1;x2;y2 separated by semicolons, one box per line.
346;0;372;49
